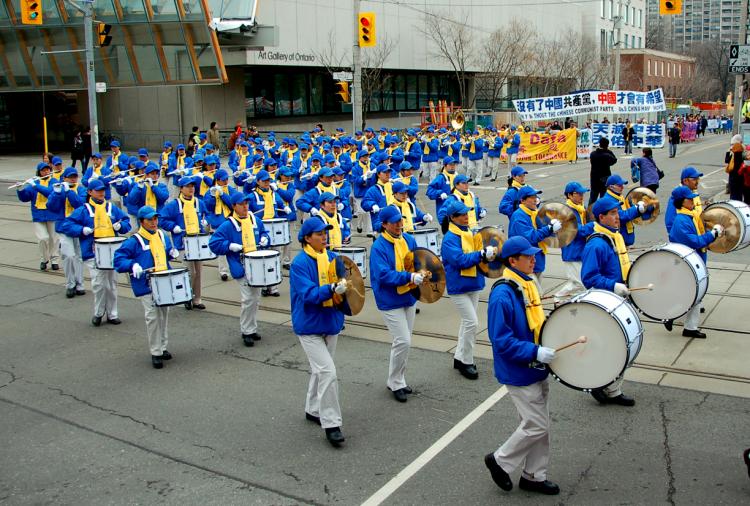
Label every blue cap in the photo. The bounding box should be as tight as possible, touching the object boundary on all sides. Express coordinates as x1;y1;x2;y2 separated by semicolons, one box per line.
138;148;148;156
205;144;214;150
199;133;207;139
501;236;541;258
145;162;159;173
392;181;408;194
407;129;416;136
323;154;336;164
88;179;106;191
439;127;447;134
177;143;185;150
332;167;344;176
453;174;469;185
376;163;390;173
358;149;369;158
672;185;698;201
443;156;456;165
128;155;138;164
214;169;229;181
564;182;589;194
177;176;197;187
164;141;173;148
310;153;323;162
192;154;204;163
592;197;621;218
134;160;146;170
511;166;528;177
62;167;78;178
606;174;628;186
297;216;333;241
365;127;374;133
443;198;472;216
399;161;413;172
92;152;102;159
230;192;252;206
332;141;342;147
239;141;248;148
137;206;159;220
318;167;334;178
51;156;63;165
207;155;219;165
378;205;403;224
110;140;120;148
36;162;51;171
518;186;542;200
681;166;703;179
289;139;298;145
318;191;339;203
264;157;278;167
255;169;271;181
279;166;294;177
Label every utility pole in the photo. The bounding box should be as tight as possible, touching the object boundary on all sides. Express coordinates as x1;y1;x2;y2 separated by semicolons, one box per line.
352;0;362;131
66;0;99;153
733;0;749;134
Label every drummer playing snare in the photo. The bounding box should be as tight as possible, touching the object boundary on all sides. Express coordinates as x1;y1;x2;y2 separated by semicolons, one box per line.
580;198;636;407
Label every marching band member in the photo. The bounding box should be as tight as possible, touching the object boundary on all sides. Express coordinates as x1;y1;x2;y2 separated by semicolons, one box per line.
167;144;192;198
426;156;459;217
332;167;353;221
488;133;504;182
116;160;146;229
290;216;347;447
464;130;485;185
484;236;560;496
508;186;561;286
62;179;131;325
47;167;87;297
208;192;270;347
499;166;528;219
204;168;237;280
403;129;423;176
105;143;126;209
114;205;179;369
667;185;722;339
554;182;594;300
228;140;252;174
159;141;173;181
351;149;374;235
602;174;650;246
127;163;169;216
298;167;337;217
504;125;521;175
421;127;440;181
361;163;395;235
318;192;350;249
50;156;65;179
441;199;496;380
580;198;636;407
391;182;431;233
17;161;61;270
395;161;419;203
370;205;422;403
274;166;297;269
197;155;219;199
82;153;112;197
445;174;486;229
160;176;209;310
664;167;704;233
250;169;286;296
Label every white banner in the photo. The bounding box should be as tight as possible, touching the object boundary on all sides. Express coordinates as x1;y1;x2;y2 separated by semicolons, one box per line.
591;123;666;149
513;89;667;121
577;128;593;159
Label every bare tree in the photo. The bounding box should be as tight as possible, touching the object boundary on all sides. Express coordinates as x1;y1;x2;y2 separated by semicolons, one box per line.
312;28;349;73
689;38;732;101
361;36;398;125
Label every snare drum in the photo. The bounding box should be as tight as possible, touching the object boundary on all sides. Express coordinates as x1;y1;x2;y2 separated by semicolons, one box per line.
183;233;217;261
702;200;750;253
243;250;282;287
94;237;126;270
332;246;367;279
263;218;291;246
149;268;193;306
412;227;440;256
627;242;708;321
540;289;643;391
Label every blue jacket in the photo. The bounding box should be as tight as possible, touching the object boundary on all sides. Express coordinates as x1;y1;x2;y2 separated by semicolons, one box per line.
421;137;440;163
208;216;270;279
248;188;286;220
167;155;194;185
274;181;297;222
464;138;484;161
160;197;208;250
561;209;595;262
47;184;87;232
114;230;174;296
603;193;641;246
61;202;132;260
394;174;419;202
290;250;346;336
297;184;338;214
441;227;486;295
488;137;503;157
426;172;454;215
508;207;554;273
203;187;238;229
437;193;484;224
362;183;390;228
581;231;623;291
17;180;61;222
369;233;418;311
82;166;114;200
505;133;521;155
105;152;128;170
498;185;524;219
350;159;374;198
126;182;169;213
487;274;548;387
404;139;422;169
669;212;715;263
665;193;703;234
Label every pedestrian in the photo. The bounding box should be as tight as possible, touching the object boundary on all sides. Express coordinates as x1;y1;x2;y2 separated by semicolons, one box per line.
71;129;86;169
668;123;680;157
81;126;92;170
186;126;199;156
738;152;750;204
588;137;617;207
632;148;662;193
207;121;221;154
622;120;634;155
726;134;746;200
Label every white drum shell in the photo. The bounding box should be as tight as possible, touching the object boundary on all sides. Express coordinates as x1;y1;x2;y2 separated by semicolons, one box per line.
243;250;282;287
332;247;367;279
149;268;193;306
708;200;750;251
263;218;291;246
94;237;126;270
183;233;217;261
411;228;440;256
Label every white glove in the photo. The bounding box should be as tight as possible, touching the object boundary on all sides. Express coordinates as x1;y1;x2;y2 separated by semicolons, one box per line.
310;207;320;217
337;202;345;211
112;221;122;232
636;201;646;214
366;169;376;178
298;166;305;174
210;186;222;195
550;219;562;233
371;204;381;213
172;225;182;234
132;263;144;278
54;184;63;193
270;182;278;191
144;179;153;186
283;206;292;214
483;245;498;262
259;236;269;247
333;279;348;294
62;182;70;192
201;219;208;228
423;213;433;223
229;243;243;252
536;346;556;364
614;283;630;297
169;248;180;259
82;226;94;236
535;197;542;207
89;173;99;181
479;209;487;219
439;192;448;201
712;224;724;238
411;272;425;285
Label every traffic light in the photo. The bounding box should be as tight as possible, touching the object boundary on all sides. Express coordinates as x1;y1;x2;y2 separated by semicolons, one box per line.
20;0;42;25
335;81;350;103
98;24;112;47
659;0;682;15
358;12;376;47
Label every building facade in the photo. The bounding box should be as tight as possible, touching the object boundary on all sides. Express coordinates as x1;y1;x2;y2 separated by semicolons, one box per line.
619;48;696;99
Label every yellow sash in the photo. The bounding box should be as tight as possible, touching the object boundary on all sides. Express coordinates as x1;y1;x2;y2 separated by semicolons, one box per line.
35;179;50;210
214;186;230;216
395;200;415;232
503;268;544;343
693;195;703;216
469;138;476;154
607;189;633;234
452;190;477;229
593;222;631;280
64;184;78;217
321;211;343;248
512;180;524;190
91;201;115;238
677;208;707;252
378;180;394;205
442;170;456;189
145;183;157;208
303;244;336;307
381;231;414;295
519;204;548;254
448;143;454;157
238;152;249;170
179;195;200;235
138;227;168;272
423;137;431;155
566;199;587;224
257;188;275;220
176;154;185;170
234;213;257;254
448;222;480;277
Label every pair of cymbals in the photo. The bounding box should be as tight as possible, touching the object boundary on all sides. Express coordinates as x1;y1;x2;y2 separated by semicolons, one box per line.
405;247;446;303
626;187;660;225
701;203;743;253
536;203;578;248
475;226;506;278
331;256;366;315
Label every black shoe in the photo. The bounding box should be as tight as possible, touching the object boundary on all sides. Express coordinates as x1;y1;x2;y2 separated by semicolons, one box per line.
184;301;193;310
107;318;122;325
608;393;636;406
91;315;102;327
415;308;420;314
249;332;261;341
282;263;291;271
357;226;363;234
75;289;86;296
261;288;269;297
221;274;228;281
66;288;75;298
242;334;255;347
161;350;173;361
402;386;413;394
682;329;707;339
700;307;705;314
491;178;496;182
518;477;560;495
454;359;479;380
663;319;673;332
743;448;750;479
151;355;163;369
325;427;345;447
51;263;60;271
306;412;321;425
268;290;280;297
392;388;408;403
193;303;206;310
40;262;48;271
484;454;512;491
590;388;608;404
473;182;480;186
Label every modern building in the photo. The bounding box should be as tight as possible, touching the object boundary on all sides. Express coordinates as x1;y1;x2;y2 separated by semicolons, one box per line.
619;48;696;99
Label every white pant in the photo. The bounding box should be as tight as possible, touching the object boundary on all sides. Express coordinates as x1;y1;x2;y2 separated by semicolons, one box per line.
34;221;59;264
381;305;417;390
603;377;623;398
506;153;517;174
59;235;84;290
482;153;490;176
423;161;438;181
466;159;482;183
493;379;550;482
85;259;118;319
298;333;342;429
452;291;480;365
488;157;502;180
237;279;261;335
183;257;202;304
294;189;306;223
141;292;169;356
353;197;372;234
684;302;702;331
217;254;229;276
554;261;584;298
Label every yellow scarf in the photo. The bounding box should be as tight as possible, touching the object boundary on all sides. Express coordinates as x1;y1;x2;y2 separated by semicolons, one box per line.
200;170;215;196
448;142;454;157
179;195;200;235
145;182;157;208
469;137;476;154
238;152;249;170
286;147;298;163
693;195;703;216
234;213;257;254
423;136;432;155
111;152;121;173
448;222;481;277
593;222;631;281
519;204;547;254
405;139;416;153
176;154;186;170
503;268;544;343
64;183;78;217
566;199;587;224
442;170;456;189
677;208;707;252
35;179;50;210
161;151;170;166
91;200;115;238
92;164;102;176
452;190;477;229
395;200;415;232
359;159;370;173
303;244;336;307
321;211;343;248
378;180;394;205
512;180;524;190
214;186;230;216
138;227;168;272
257;188;275;220
606;190;633;234
381;231;414;295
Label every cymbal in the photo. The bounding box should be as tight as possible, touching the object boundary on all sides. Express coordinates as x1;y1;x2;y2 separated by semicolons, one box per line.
475;226;506;278
405;247;446;303
702;205;741;253
626;187;660;225
331;255;366;315
536;202;578;248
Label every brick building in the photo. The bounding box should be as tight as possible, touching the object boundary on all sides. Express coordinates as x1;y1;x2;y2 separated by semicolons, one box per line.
619;49;696;99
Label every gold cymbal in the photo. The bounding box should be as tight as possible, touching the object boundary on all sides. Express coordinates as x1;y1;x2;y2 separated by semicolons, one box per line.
331;255;366;315
475;226;506;278
702;204;741;253
626;187;660;225
405;247;446;303
536;202;578;248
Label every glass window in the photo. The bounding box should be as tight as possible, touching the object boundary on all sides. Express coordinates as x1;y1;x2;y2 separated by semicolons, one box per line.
151;0;181;20
274;73;291;116
601;0;606;18
180;0;204;20
119;0;149;21
608;0;613;19
624;6;629;23
418;74;428;107
93;0;119;22
406;74;417;109
394;74;406;110
125;25;164;83
309;73;323;115
253;71;274;117
291;73;308;116
647;59;651;76
244;71;255;118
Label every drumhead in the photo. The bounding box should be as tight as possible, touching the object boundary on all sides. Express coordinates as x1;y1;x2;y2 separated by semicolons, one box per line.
95;237;126;244
150;268;188;277
263;218;287;224
245;250;280;258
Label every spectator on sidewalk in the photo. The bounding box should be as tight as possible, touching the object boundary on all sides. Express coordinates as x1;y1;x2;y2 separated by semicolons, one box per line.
632;148;662;193
668;123;680;158
208;122;221;154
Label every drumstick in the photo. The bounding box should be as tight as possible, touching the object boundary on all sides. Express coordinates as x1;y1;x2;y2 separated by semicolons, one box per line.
555;335;587;352
628;283;654;292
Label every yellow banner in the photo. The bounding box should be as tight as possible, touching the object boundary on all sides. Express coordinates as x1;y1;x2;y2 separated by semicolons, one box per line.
516;128;577;163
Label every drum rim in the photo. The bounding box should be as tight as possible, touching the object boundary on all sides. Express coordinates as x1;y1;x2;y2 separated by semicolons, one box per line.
706;200;750;249
150;267;189;276
262;218;288;223
184;233;211;237
243;250;280;258
332;246;367;253
95;237;126;243
412;228;437;234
